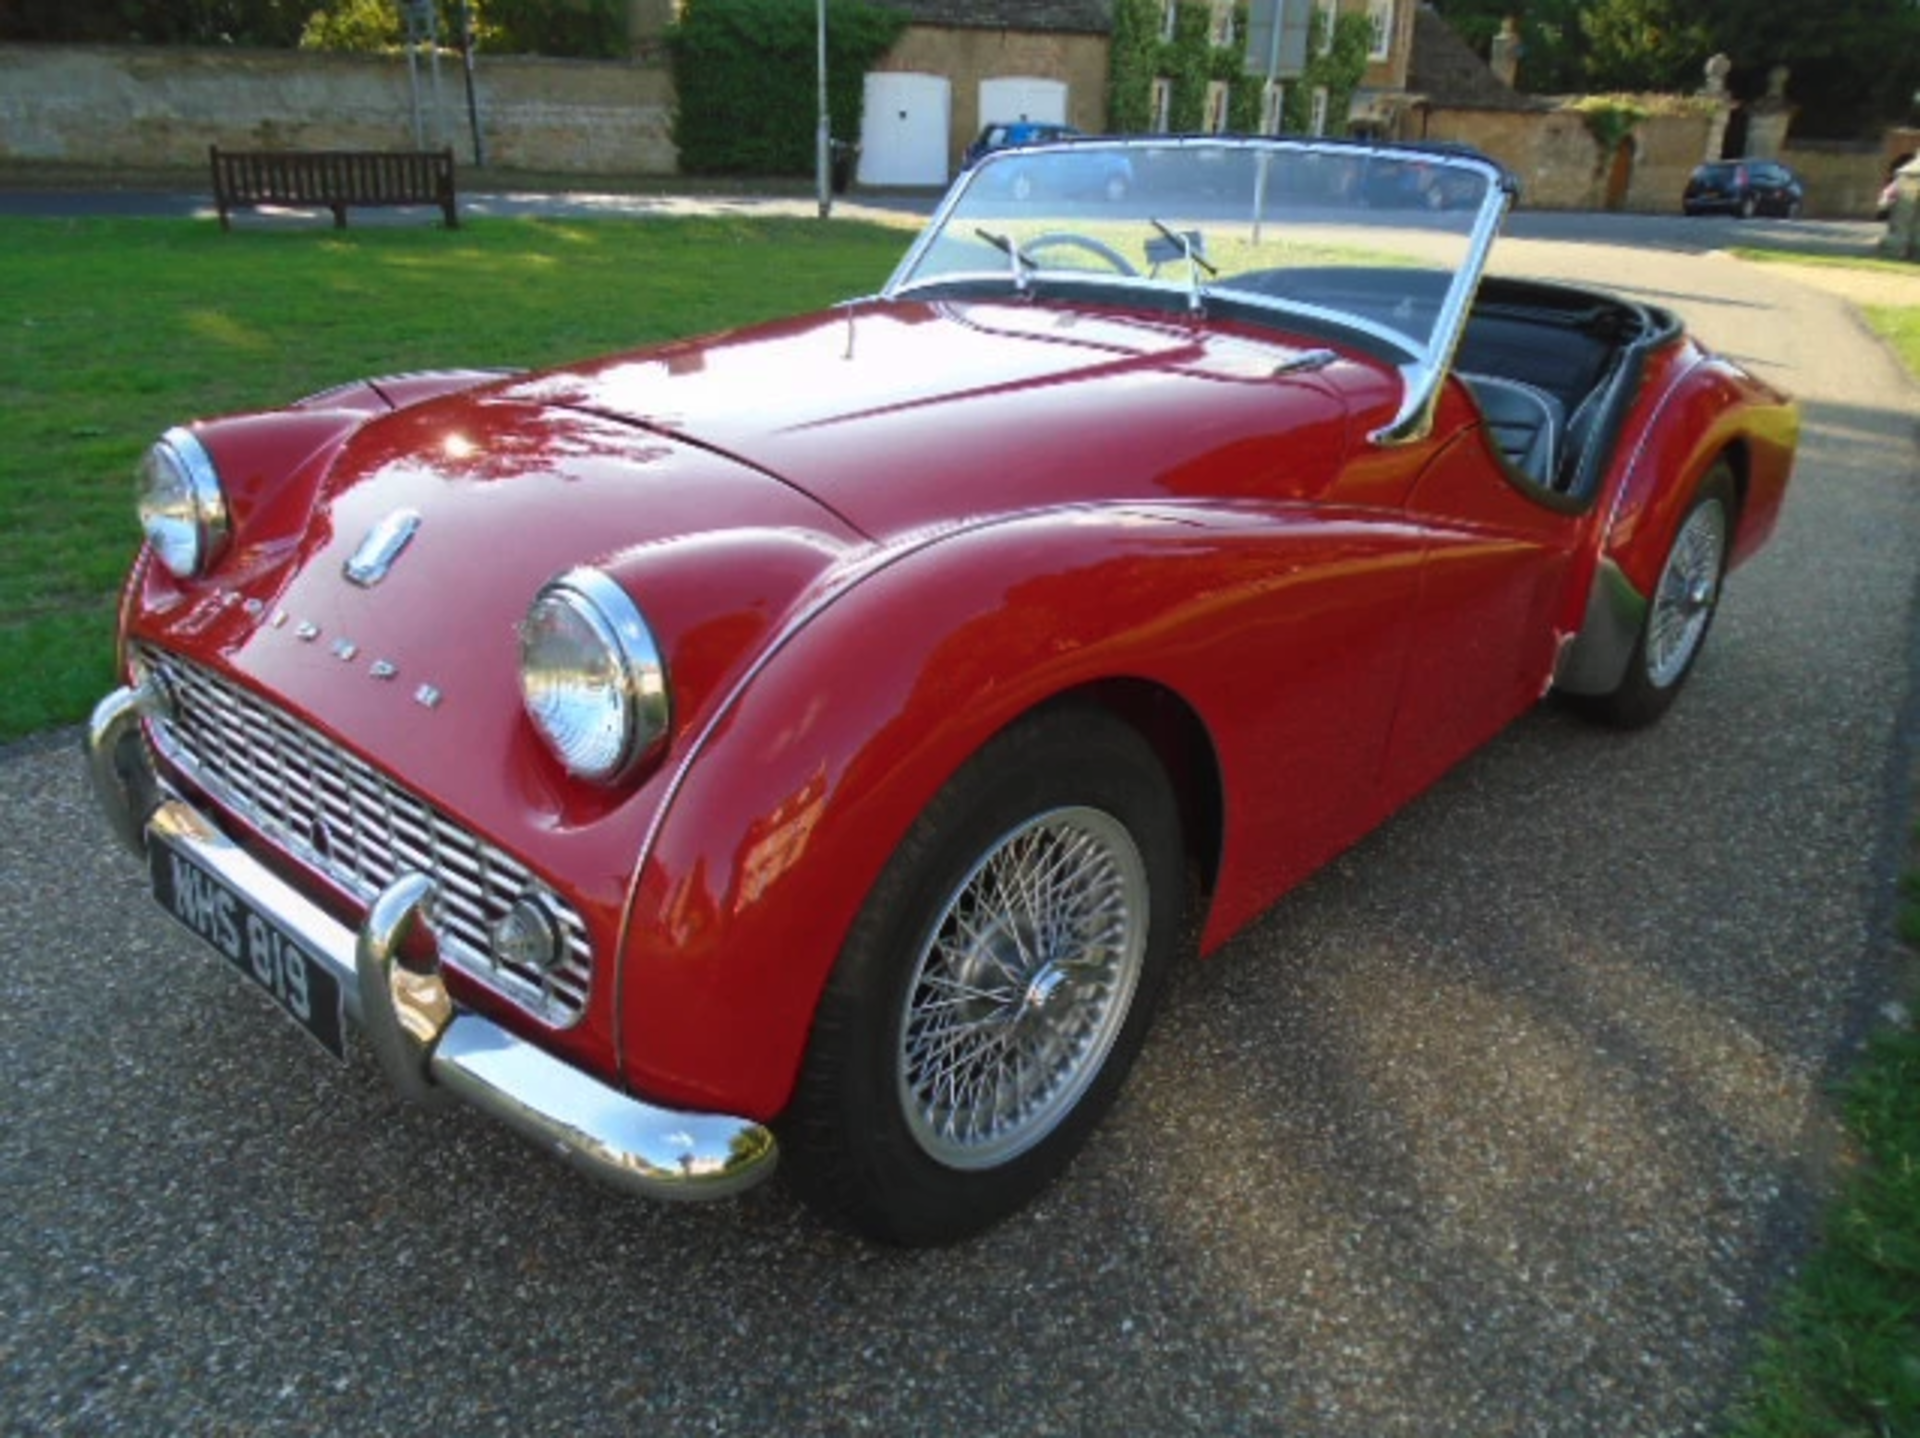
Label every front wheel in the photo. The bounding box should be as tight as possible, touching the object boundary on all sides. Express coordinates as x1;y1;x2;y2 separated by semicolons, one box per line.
1582;465;1735;729
782;706;1185;1244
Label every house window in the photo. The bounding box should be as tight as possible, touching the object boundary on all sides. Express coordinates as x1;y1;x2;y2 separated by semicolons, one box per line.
1151;77;1173;133
1262;81;1285;135
1367;0;1393;61
1316;1;1336;56
1160;0;1177;43
1309;85;1329;136
1205;80;1231;134
1211;1;1235;47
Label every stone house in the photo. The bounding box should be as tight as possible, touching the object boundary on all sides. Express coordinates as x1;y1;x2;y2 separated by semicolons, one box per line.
853;0;1425;182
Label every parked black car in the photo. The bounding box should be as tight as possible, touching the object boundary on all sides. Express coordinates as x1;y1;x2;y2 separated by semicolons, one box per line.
1683;159;1805;219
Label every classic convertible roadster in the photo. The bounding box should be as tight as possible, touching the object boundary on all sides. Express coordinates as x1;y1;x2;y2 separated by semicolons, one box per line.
89;137;1796;1243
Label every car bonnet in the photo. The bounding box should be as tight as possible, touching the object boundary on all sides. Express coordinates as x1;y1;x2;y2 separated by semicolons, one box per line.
499;297;1365;540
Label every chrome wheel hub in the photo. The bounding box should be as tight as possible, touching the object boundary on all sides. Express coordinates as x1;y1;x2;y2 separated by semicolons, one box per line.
1646;498;1728;689
897;806;1148;1169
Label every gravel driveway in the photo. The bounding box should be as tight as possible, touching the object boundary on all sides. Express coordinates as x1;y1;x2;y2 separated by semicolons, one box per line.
3;218;1916;1436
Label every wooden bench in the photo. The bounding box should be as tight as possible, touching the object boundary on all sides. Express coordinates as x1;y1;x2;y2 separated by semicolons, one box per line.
210;146;459;231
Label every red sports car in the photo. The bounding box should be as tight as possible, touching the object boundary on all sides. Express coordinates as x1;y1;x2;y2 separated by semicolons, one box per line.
90;137;1797;1244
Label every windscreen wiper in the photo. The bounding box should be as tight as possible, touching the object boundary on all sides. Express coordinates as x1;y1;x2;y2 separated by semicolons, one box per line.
975;228;1036;296
1150;219;1217;315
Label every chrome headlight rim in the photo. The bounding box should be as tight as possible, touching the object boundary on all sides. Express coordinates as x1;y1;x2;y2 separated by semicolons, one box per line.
519;566;671;786
137;426;228;579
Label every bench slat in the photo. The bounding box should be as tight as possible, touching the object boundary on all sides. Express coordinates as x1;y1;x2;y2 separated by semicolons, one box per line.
210;146;458;230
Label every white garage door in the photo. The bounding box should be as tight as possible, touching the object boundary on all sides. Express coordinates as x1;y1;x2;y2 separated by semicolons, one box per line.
977;76;1069;129
858;72;951;186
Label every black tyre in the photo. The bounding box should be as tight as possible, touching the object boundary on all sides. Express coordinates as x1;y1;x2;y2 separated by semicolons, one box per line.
1583;465;1736;729
782;705;1185;1244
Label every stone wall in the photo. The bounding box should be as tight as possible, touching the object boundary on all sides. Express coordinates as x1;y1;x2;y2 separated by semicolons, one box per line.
1421;107;1722;212
0;44;676;174
1782;141;1892;219
1422;97;1901;217
1417;106;1609;210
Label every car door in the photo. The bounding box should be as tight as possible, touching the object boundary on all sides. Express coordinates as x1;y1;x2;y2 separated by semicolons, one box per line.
1380;388;1585;801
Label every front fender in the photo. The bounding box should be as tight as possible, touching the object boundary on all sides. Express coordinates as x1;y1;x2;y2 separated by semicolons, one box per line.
614;499;1424;1118
614;509;1185;1118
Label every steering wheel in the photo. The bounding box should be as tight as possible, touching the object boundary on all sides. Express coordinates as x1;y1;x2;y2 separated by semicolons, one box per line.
1023;232;1139;278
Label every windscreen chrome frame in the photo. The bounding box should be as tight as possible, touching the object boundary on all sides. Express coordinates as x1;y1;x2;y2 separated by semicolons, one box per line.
883;135;1516;449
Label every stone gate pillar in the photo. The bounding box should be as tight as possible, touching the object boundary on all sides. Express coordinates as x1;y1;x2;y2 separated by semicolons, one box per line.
1745;65;1795;159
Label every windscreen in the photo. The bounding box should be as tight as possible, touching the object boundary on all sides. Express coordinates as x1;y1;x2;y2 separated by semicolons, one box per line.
888;138;1507;363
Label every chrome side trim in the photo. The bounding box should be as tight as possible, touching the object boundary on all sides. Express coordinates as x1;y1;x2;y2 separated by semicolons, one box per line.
96;745;777;1202
1553;557;1649;695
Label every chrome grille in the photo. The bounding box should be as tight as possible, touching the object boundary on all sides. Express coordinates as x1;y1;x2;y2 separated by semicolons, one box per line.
136;645;592;1026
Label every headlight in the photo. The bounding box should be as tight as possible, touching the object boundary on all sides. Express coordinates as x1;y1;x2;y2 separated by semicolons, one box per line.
136;427;228;579
519;567;670;784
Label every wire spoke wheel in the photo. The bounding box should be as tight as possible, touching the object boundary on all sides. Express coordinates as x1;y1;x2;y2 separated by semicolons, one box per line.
1645;495;1727;689
897;806;1148;1169
786;705;1180;1242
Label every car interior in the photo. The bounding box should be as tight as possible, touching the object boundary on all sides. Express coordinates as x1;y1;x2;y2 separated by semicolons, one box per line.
1455;277;1680;502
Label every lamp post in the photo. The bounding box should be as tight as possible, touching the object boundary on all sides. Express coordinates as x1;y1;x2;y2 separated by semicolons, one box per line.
816;0;831;218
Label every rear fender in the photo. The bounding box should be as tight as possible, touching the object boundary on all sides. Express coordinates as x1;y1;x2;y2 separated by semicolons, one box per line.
1601;354;1798;595
1557;352;1796;694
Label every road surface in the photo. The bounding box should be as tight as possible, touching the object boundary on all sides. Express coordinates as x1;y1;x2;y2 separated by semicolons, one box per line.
2;210;1915;1435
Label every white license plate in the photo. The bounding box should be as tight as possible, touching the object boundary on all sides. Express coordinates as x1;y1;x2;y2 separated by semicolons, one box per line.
149;837;347;1061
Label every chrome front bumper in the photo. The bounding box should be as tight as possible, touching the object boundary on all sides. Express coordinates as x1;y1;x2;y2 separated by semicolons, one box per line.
86;681;778;1202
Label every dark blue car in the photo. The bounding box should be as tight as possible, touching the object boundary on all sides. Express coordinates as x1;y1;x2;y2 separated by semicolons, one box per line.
963;122;1133;202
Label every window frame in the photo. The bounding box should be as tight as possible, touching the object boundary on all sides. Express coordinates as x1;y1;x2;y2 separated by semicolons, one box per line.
1367;0;1393;61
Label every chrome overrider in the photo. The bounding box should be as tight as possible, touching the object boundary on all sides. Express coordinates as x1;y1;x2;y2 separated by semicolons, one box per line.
86;679;778;1201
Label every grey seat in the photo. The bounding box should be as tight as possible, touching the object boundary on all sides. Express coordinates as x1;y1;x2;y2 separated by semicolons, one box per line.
1459;373;1566;488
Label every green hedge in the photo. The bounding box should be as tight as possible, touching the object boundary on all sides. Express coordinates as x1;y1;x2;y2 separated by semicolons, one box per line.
668;0;907;176
1280;10;1371;135
7;0;628;57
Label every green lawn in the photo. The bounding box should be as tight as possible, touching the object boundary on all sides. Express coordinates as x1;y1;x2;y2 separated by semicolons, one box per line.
1729;245;1920;376
0;214;907;740
1864;303;1920;377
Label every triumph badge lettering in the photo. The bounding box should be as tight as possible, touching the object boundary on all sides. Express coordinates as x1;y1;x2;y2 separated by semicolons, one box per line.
149;837;347;1059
